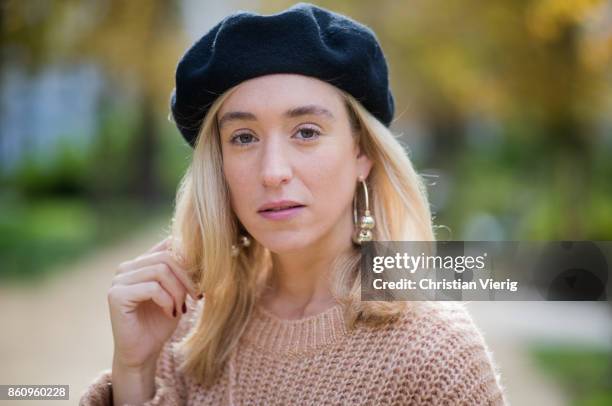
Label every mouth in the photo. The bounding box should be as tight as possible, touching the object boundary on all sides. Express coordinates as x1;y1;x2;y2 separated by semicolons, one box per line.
258;204;305;213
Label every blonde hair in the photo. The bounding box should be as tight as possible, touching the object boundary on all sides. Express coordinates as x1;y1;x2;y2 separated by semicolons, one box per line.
169;83;435;388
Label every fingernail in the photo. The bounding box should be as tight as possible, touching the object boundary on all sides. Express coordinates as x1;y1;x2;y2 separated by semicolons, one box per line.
173;306;177;318
197;294;204;300
182;302;187;314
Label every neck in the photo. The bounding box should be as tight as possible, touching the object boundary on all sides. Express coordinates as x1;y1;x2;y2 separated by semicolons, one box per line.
261;208;355;317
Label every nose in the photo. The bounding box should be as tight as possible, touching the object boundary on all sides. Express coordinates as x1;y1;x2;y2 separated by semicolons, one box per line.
260;134;292;188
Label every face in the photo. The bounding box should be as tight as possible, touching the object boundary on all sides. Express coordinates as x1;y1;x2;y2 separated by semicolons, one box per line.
217;74;372;253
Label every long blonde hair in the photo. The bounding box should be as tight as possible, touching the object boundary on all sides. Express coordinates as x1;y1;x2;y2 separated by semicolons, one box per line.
169;82;435;387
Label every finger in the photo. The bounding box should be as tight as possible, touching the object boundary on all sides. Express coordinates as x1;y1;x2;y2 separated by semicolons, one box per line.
145;236;172;255
113;264;187;315
114;237;172;276
113;281;176;319
124;250;199;300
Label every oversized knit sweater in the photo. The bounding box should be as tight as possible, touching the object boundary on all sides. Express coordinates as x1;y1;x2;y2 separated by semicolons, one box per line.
79;297;507;405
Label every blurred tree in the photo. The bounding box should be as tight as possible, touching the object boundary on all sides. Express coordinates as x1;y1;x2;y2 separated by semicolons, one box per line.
1;0;186;202
74;1;185;201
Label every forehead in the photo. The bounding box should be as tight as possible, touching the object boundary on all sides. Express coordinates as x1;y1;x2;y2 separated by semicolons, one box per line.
218;74;344;116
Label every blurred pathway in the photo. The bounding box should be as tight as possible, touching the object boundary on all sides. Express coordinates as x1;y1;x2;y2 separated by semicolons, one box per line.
0;220;169;406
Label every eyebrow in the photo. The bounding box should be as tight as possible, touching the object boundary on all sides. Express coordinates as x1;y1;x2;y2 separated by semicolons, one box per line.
217;104;335;129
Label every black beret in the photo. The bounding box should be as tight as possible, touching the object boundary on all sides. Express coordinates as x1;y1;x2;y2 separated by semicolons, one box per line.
170;2;395;148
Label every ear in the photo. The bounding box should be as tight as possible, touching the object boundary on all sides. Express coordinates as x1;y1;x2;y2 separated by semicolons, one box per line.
354;140;373;179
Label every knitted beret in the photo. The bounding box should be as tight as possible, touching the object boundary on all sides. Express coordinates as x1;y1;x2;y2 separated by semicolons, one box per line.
170;2;395;148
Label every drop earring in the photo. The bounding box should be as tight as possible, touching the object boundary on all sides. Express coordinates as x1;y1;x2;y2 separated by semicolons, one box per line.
352;176;375;245
231;234;251;257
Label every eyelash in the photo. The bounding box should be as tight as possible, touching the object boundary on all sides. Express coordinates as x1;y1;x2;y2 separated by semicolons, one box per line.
229;126;321;147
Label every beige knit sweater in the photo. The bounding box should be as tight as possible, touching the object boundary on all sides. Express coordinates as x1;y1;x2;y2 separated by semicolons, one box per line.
79;297;507;405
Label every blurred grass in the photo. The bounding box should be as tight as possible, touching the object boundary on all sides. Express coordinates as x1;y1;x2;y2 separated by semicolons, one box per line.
530;343;612;406
0;196;172;285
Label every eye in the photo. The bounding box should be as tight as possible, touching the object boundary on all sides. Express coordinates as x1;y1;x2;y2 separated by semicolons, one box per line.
294;126;321;142
230;132;258;146
229;126;321;147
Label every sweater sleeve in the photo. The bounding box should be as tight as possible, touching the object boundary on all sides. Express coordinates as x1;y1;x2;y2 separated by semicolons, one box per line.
79;297;201;406
430;303;508;406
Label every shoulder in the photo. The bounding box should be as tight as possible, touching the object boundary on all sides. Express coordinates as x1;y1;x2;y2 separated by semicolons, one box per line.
364;301;480;344
348;301;490;364
389;301;507;405
391;300;496;368
399;300;480;341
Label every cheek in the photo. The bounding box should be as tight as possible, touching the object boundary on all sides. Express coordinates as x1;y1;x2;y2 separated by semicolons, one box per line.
304;149;356;212
223;159;253;213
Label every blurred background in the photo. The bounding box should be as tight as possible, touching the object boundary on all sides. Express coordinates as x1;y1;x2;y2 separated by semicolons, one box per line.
0;0;611;405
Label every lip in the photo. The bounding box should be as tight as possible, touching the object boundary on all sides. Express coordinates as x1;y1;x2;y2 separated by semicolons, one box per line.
258;205;305;220
257;200;304;212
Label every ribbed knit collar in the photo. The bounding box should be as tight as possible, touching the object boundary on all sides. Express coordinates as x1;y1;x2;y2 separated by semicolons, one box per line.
241;301;349;355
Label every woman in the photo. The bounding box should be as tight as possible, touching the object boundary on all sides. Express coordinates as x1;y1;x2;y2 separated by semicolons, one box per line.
80;3;507;405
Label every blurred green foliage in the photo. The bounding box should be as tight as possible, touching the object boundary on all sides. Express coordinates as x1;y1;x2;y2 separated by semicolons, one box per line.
531;343;612;406
438;131;612;240
0;108;187;284
0;193;171;283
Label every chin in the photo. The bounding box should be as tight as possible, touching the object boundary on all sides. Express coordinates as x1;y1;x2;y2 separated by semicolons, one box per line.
256;232;317;254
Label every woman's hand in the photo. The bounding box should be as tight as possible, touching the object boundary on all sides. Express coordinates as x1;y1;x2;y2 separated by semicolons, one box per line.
107;236;200;371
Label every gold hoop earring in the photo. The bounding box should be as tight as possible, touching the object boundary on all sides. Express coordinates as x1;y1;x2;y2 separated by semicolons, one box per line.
352;176;375;245
231;234;251;257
